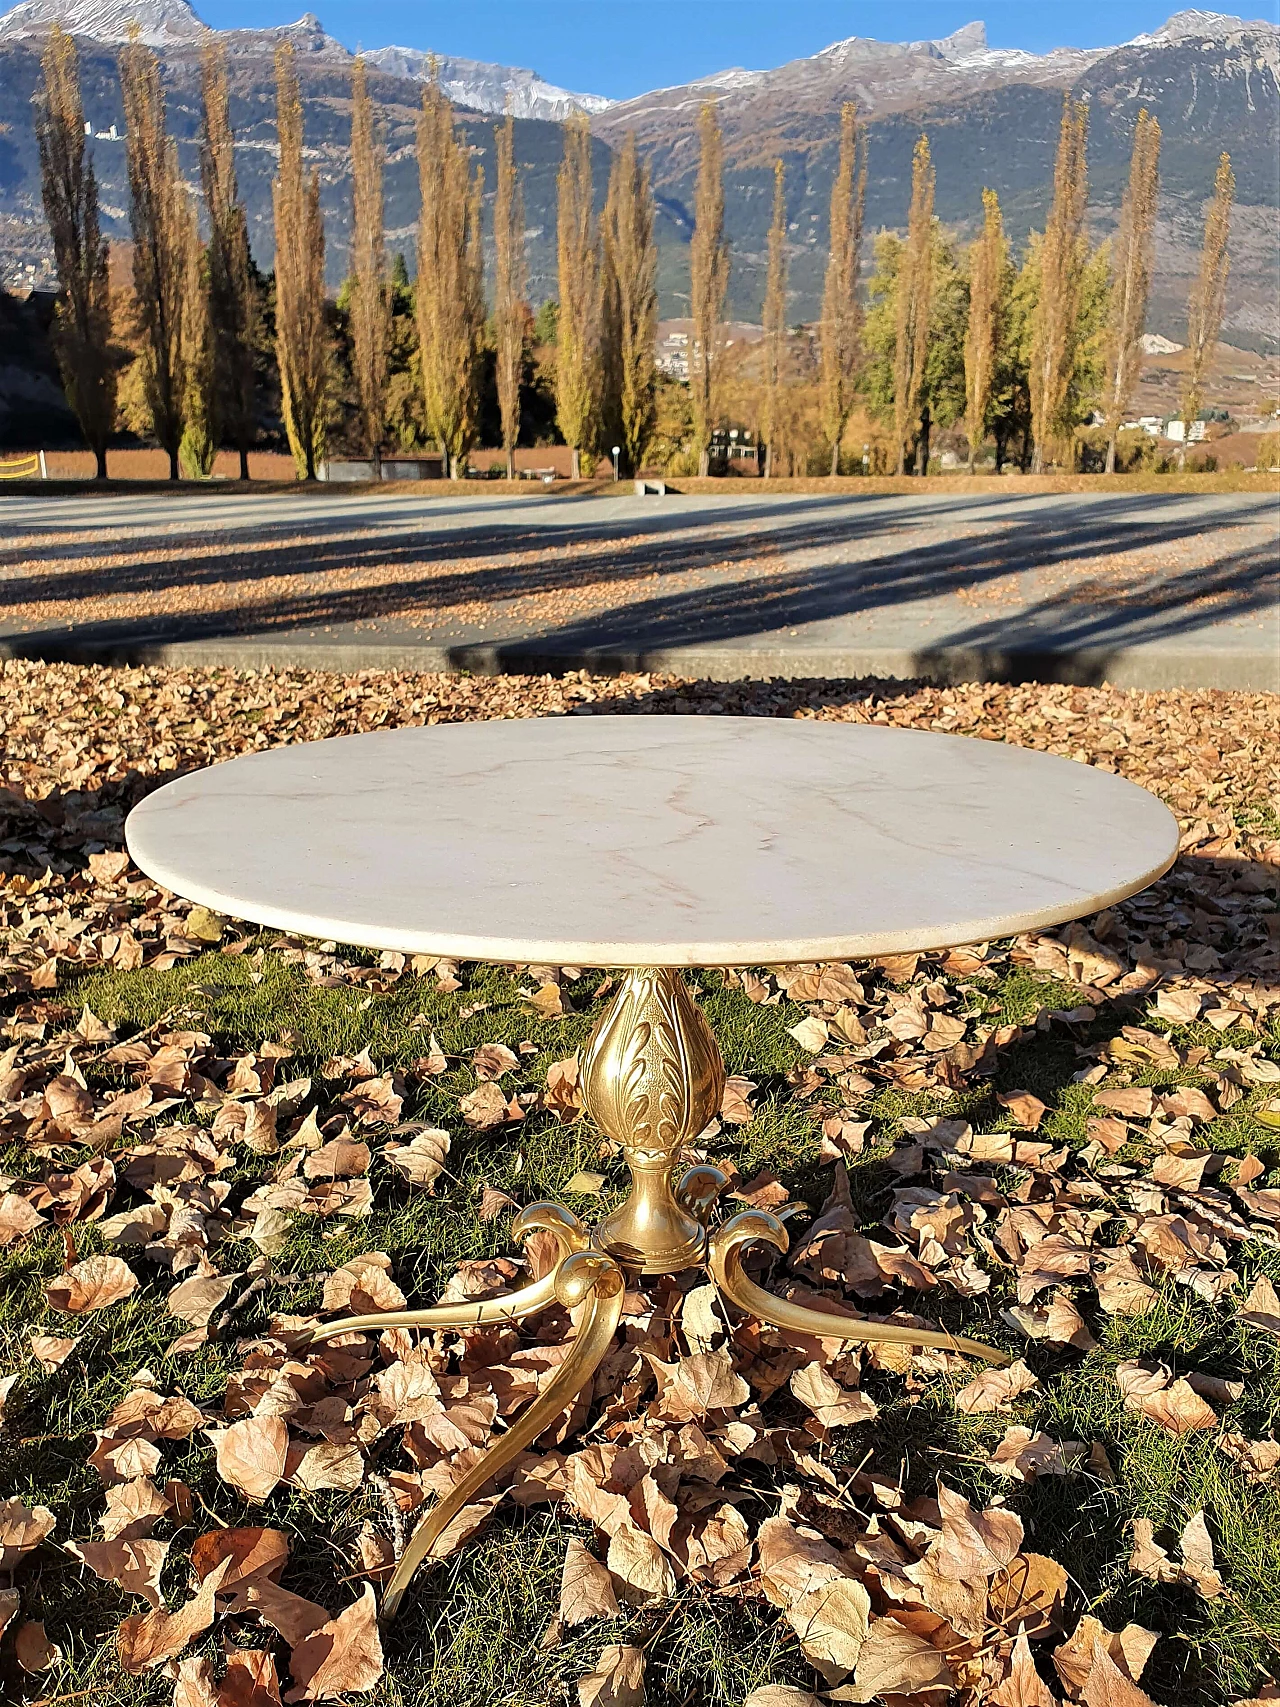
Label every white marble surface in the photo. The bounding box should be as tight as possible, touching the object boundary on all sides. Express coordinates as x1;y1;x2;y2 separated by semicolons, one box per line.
124;717;1179;967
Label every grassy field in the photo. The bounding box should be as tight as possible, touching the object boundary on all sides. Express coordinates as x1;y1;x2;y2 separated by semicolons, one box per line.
1;662;1277;1706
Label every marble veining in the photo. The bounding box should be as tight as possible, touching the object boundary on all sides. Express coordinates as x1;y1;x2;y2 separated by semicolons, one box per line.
124;717;1180;966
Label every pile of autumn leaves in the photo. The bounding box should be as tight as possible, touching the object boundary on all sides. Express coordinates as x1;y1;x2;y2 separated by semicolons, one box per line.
1;928;1279;1702
1;663;1280;1705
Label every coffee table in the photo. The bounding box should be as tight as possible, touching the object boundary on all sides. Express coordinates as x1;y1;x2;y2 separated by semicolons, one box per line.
125;716;1179;1617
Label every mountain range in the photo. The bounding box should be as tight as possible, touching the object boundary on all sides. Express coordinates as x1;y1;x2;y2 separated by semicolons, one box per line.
0;1;1276;351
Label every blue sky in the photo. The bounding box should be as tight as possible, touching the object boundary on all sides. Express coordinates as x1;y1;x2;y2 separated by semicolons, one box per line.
191;1;1278;100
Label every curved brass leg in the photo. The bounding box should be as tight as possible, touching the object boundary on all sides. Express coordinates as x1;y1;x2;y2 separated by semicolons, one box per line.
380;1248;625;1621
707;1209;1010;1366
676;1162;729;1225
301;1204;590;1346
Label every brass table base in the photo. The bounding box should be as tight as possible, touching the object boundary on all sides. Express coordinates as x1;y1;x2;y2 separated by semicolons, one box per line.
305;969;1007;1621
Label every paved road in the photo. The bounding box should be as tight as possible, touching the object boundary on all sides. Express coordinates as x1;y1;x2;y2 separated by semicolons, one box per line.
2;486;1276;688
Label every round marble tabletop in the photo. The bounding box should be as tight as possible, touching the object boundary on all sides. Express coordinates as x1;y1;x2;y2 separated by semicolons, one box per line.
124;717;1179;968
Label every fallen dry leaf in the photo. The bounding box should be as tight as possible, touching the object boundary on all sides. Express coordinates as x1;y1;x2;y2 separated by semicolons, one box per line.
68;1537;169;1608
0;1499;56;1570
999;1090;1048;1130
788;1015;830;1053
14;1619;61;1672
45;1253;138;1314
190;1525;290;1589
209;1415;290;1502
954;1357;1040;1415
173;1655;219;1707
167;1272;235;1327
220;1648;282;1707
1053;1617;1158;1696
848;1615;954;1700
284;1584;384;1701
560;1536;621;1625
29;1333;79;1371
1080;1639;1160;1706
117;1555;231;1674
577;1643;646;1707
1218;1431;1280;1483
990;1630;1057;1706
786;1575;872;1683
321;1252;407;1315
1240;1275;1280;1338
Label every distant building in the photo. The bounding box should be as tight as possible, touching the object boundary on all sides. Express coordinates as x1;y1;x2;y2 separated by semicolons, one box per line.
708;426;760;476
655;318;765;384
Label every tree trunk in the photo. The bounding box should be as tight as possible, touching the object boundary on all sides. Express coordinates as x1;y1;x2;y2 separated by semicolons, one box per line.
993;430;1006;474
168;446;180;480
95;446;108;480
764;442;773;480
239;447;250;481
1104;435;1117;475
1020;423;1033;473
304;443;316;481
895;444;906;476
571;446;581;480
506;444;515;481
698;448;710;477
915;406;931;476
829;435;840;477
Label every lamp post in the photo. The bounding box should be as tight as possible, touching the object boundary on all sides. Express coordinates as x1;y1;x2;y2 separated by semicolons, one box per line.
611;446;621;482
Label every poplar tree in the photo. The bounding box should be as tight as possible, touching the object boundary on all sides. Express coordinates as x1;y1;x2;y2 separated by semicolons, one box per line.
1030;96;1089;473
819;102;865;476
120;30;186;480
892;135;934;475
350;55;389;469
603;130;658;476
689;101;728;477
963;188;1004;473
761;158;787;480
493;111;526;481
1102;109;1161;473
199;37;258;480
554;112;600;479
416;79;484;478
1180;152;1234;446
178;199;215;477
274;41;329;480
36;25;115;479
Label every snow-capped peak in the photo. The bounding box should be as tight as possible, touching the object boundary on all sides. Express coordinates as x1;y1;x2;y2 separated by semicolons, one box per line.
362;44;610;120
0;0;204;45
1127;9;1279;45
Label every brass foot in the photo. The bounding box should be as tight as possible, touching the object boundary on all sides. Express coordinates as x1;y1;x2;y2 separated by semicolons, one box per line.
301;1204;590;1346
380;1247;625;1621
708;1208;1011;1366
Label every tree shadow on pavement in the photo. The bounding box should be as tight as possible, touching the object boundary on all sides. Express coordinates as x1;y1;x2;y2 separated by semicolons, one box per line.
0;492;1272;668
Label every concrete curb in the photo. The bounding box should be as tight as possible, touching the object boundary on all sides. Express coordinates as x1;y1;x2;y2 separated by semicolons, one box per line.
3;633;1276;691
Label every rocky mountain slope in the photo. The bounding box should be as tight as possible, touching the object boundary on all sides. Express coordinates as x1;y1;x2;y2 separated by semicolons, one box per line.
597;10;1279;348
0;3;1275;350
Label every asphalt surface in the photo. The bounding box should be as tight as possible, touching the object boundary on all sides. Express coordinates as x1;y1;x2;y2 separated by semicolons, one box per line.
2;486;1277;688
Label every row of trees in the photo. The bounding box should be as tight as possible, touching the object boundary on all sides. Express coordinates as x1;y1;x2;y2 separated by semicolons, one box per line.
33;25;1236;481
757;98;1234;477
